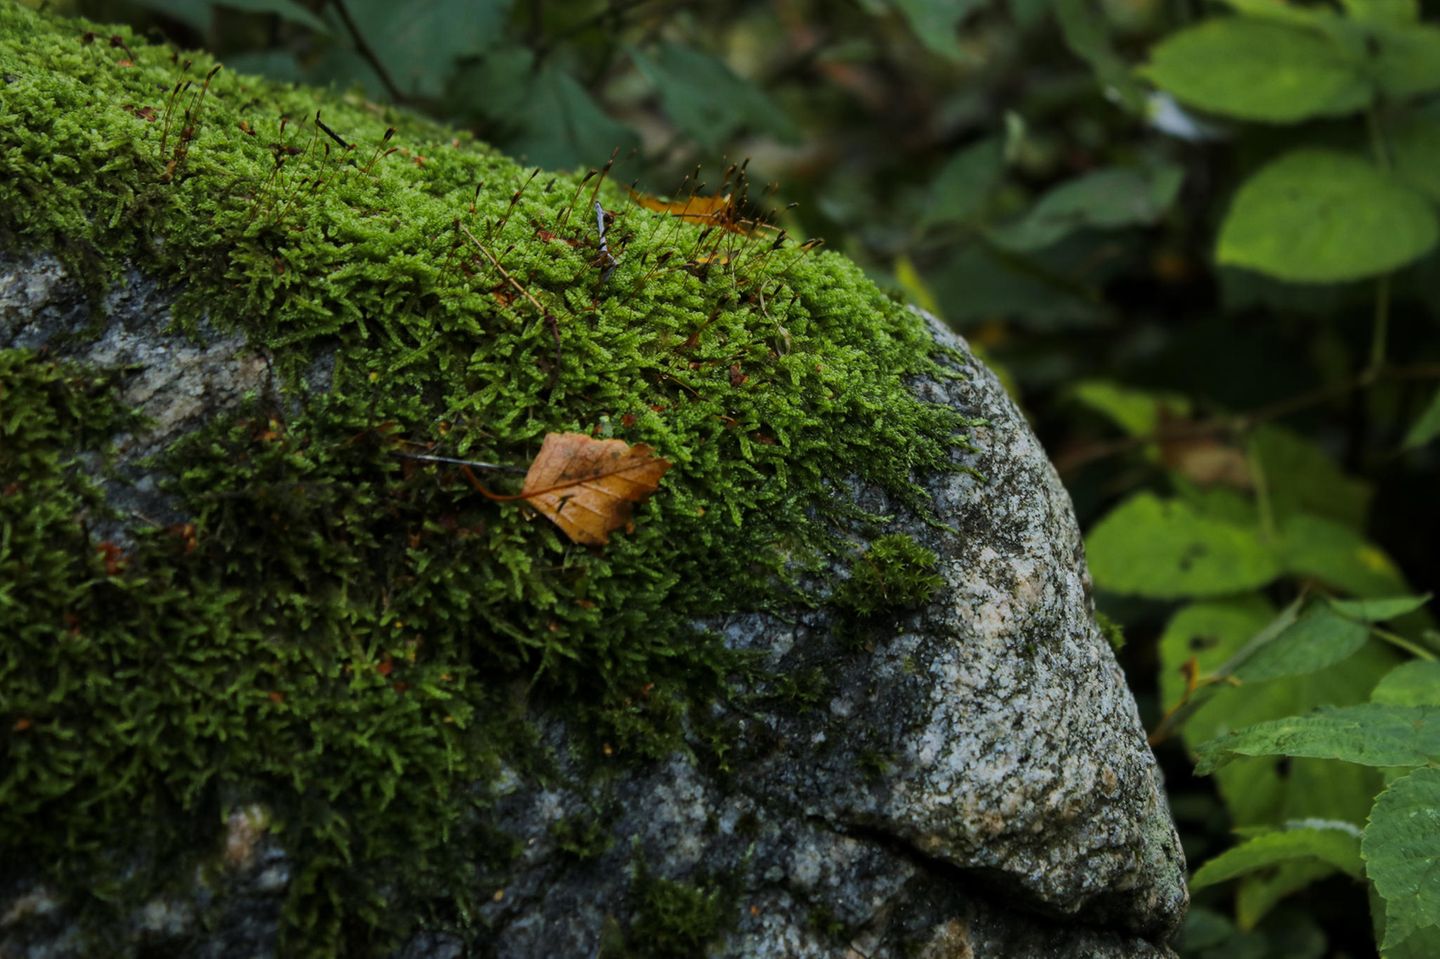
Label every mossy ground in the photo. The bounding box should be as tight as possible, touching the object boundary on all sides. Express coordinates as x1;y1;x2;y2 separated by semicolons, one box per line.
0;4;978;954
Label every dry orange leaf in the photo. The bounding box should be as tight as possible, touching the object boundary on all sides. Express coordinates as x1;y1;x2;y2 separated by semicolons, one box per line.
470;432;672;546
629;189;740;230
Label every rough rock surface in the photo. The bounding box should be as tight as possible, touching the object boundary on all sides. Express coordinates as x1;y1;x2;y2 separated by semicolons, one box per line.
1;250;1186;958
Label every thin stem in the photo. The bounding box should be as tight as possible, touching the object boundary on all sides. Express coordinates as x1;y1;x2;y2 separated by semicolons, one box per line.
1372;627;1437;662
1368;274;1391;379
330;0;407;104
390;451;525;474
1055;362;1440;475
1367;107;1392;172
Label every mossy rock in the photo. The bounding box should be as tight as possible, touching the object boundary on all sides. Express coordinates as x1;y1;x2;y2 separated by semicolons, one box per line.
0;5;1185;957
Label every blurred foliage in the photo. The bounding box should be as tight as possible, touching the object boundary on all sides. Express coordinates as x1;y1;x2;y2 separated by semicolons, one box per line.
44;0;1440;954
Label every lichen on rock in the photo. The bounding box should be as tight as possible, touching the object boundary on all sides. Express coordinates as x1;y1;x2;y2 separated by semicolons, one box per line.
0;4;1185;957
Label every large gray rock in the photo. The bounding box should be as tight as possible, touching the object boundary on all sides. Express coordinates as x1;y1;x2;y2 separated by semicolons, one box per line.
1;251;1186;958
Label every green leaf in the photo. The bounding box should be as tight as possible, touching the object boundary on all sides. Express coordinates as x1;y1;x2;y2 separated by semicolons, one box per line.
1086;493;1279;599
1363;767;1440;953
1217;149;1439;284
1194;704;1440;774
1192;825;1363;890
1158;597;1277;713
1366;24;1440;99
926;242;1104;331
1331;595;1432;623
460;50;638;169
217;0;330;34
347;0;512;98
1054;0;1147;112
890;0;988;62
1143;18;1370;124
1341;0;1419;26
922;137;1004;228
1391;111;1440;204
1221;0;1341;30
1276;513;1410;598
1162;598;1398;829
1237;860;1341;931
988;164;1183;252
508;65;639;170
1372;661;1440;707
1236;605;1371;683
1248;424;1371;529
123;0;213;31
629;43;798;151
1402;386;1440;450
1069;379;1191;438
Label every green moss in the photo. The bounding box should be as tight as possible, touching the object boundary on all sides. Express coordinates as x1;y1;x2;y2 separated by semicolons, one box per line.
0;4;980;955
1095;609;1126;652
833;533;946;618
614;859;730;959
550;808;616;862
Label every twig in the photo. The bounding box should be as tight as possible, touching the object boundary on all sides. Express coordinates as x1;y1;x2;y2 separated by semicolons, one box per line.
390;451;526;474
457;222;548;316
331;0;407;103
456;221;563;388
1056;362;1440;475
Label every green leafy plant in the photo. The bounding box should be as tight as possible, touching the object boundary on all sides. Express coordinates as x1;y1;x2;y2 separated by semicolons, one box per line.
1076;2;1440;954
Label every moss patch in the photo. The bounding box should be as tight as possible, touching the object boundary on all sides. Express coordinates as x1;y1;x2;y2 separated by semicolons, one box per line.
0;4;980;955
833;533;946;618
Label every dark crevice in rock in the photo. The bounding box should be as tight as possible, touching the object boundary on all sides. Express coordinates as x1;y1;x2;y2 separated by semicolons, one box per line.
808;813;1174;953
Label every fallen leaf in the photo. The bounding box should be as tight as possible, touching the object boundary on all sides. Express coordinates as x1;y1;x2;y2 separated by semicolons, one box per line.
1156;410;1251;488
629;189;740;230
469;433;671;546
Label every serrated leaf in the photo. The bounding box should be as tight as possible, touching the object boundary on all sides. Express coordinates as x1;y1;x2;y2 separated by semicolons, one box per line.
1086;492;1279;599
1143;18;1370;124
1192;826;1363;890
1372;661;1440;707
1160;598;1394;826
1331;595;1432;623
629;43;798;151
1217;149;1438;284
1402;386;1440;450
988;164;1183;252
1236;604;1370;683
1363;767;1440;952
1194;703;1440;775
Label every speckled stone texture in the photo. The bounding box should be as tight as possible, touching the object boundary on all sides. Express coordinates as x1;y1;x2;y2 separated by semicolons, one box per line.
464;311;1189;958
0;252;1186;958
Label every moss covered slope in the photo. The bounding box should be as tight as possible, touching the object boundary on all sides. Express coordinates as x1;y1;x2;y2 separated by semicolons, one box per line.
0;3;975;953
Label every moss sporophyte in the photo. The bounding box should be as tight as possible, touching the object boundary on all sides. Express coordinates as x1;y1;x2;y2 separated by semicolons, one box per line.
0;3;978;953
